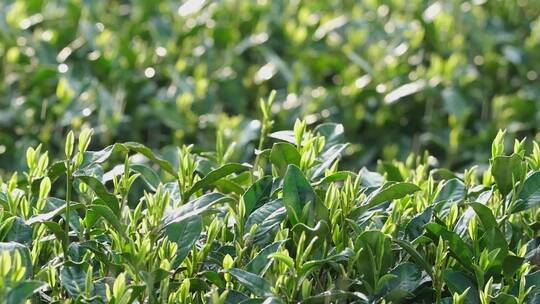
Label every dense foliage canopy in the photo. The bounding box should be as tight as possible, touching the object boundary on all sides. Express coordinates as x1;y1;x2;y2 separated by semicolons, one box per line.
1;0;540;172
2;1;540;303
1;119;540;303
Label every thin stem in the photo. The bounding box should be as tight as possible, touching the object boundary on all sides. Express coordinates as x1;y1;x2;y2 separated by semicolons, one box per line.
64;160;72;258
252;122;271;182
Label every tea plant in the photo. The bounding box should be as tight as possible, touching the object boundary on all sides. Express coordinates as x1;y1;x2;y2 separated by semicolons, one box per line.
1;100;540;303
2;0;540;172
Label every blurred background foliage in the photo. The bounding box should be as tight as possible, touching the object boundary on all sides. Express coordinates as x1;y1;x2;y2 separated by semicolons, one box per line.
1;0;540;173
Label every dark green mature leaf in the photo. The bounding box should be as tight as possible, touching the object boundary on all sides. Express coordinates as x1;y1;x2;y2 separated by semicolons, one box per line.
0;242;33;278
312;171;357;186
245;199;286;240
443;270;479;304
469;202;497;230
368;182;420;206
226;268;273;297
82;145;115;166
393;239;433;278
380;162;404;182
511;171;540;213
131;164;160;191
26;202;85;225
311;143;348;178
163;192;231;226
524;237;540;265
243;176;273;215
90;204;127;239
4;217;32;246
283;165;328;226
188;163;250;196
245;240;285;275
425;223;474;268
378;263;423;301
6;281;46;304
358;182;420;216
359;167;384;188
164;215;202;267
269;143;301;177
433;178;466;204
433;178;466;215
314;123;345;148
509;270;540;296
300;248;355;274
355;231;394;288
75;175;120;215
283;165;316;225
269;131;296;144
120;142;176;175
405;206;433;239
503;255;524;278
60;265;87;298
42;221;68;244
240;297;284;304
292;220;330;249
300;290;368;304
491;154;525;197
48;161;67;181
219;289;250;304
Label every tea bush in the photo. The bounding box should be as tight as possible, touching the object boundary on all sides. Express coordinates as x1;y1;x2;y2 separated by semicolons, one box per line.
1;0;540;172
1;101;540;303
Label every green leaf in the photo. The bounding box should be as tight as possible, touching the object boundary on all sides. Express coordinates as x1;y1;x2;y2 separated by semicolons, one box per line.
245;240;285;275
269;143;301;177
443;270;479;304
511;171;540;213
393;239;433;278
379;162;404;182
269;130;296;144
119;142;175;175
356;182;420;216
491;154;525;197
0;242;33;278
312;171;357;186
509;270;540;296
164;215;202;267
313;123;345;148
131;164;159;191
283;165;317;225
245;199;286;241
355;231;394;288
243;176;273;216
74;175;120;215
311;143;348;178
163;192;231;226
405;206;433;239
226;268;273;297
42;221;68;244
60;265;87;298
6;280;46;304
425;223;474;268
292;220;331;249
378;263;422;301
188;163;250;197
81;145;115;166
433;178;466;215
469;202;497;230
300;290;368;304
300;248;355;275
4;217;32;246
90;204;127;239
26;202;85;225
502;255;524;278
